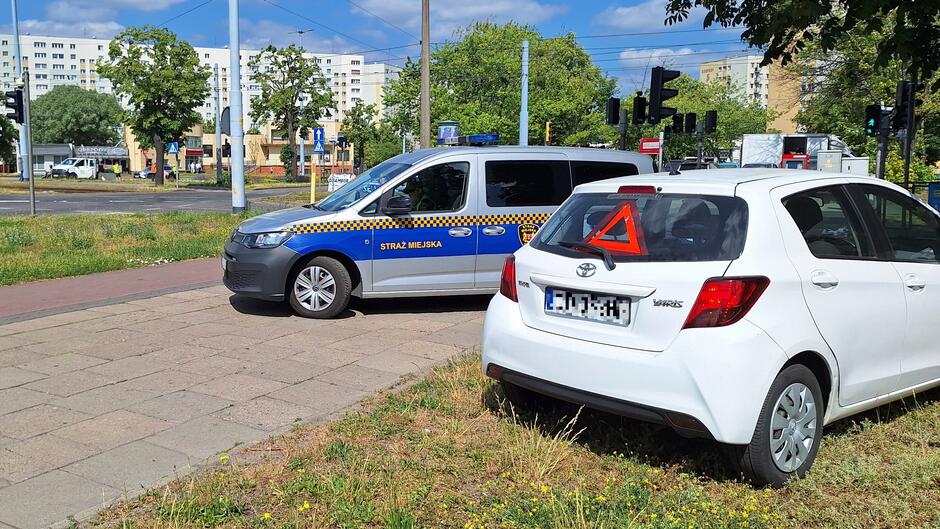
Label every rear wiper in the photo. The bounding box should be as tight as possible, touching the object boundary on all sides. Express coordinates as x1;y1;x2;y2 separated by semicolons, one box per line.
557;240;616;271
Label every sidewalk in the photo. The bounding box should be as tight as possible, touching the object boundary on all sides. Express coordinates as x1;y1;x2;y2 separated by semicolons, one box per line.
0;258;221;322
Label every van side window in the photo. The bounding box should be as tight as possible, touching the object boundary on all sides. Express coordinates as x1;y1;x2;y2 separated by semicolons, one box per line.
783;186;873;259
389;162;469;213
856;184;940;263
485;160;571;207
571;161;639;186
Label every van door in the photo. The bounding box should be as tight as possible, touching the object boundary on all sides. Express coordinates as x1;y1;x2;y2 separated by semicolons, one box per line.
371;158;477;292
474;153;571;288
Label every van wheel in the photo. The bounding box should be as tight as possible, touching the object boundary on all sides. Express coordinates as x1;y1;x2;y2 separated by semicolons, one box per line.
288;256;351;319
730;364;824;488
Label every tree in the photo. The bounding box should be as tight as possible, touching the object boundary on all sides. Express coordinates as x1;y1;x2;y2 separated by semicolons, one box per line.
31;86;122;145
98;26;210;185
248;45;334;182
384;22;616;146
366;123;404;168
663;0;940;85
0;116;17;168
342;102;377;173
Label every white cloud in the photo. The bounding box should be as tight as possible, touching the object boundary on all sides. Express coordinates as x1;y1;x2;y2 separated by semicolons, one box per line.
14;19;124;39
615;46;698;92
594;0;705;32
349;0;569;40
6;0;187;39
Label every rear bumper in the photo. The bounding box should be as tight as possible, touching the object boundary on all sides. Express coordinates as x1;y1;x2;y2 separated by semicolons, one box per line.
481;293;787;444
221;240;300;301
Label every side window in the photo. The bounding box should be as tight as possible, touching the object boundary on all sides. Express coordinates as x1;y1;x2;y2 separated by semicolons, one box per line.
857;185;940;263
485;160;571;207
74;160;84;167
571;161;639;186
389;162;468;214
783;186;873;259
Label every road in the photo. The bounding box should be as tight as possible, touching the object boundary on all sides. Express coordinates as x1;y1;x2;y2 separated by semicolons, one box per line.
0;187;300;215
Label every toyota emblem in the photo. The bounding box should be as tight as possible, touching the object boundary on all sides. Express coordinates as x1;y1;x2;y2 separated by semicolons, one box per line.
576;263;597;277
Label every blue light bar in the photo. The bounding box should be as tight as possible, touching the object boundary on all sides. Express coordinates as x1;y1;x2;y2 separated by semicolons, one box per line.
457;133;500;146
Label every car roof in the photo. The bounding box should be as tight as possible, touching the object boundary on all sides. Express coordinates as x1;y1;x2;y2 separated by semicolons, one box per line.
390;146;653;165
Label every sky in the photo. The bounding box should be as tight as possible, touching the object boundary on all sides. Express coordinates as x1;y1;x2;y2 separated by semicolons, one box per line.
0;0;753;94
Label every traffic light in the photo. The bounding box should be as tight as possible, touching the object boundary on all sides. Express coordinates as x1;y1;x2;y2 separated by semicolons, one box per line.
631;94;646;126
892;80;910;131
606;97;620;125
684;113;697;134
865;104;881;137
544;121;551;146
704;110;717;133
337;133;348;150
670;114;683;134
4;89;23;124
222;140;231;157
647;66;680;124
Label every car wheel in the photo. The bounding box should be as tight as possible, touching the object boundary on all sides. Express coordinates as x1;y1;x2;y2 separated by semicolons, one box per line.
731;364;824;488
68;172;77;179
288;256;351;319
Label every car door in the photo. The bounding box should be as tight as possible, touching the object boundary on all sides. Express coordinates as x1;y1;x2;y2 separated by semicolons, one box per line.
474;153;571;288
850;183;940;392
371;158;477;292
774;182;906;406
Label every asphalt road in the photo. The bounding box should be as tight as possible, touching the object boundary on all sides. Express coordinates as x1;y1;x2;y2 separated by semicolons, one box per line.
0;187;300;215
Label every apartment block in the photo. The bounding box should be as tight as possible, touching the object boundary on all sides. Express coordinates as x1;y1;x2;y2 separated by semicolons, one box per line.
699;55;769;108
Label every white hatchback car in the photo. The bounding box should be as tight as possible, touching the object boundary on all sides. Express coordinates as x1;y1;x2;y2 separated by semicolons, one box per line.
482;169;940;487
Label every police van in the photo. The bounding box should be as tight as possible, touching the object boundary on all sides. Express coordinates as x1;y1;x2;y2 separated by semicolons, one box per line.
222;146;654;318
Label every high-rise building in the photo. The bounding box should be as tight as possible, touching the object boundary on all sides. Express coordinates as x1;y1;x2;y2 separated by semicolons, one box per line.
699;55;769;108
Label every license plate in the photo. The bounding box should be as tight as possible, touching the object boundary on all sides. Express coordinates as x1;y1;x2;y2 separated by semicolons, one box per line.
545;287;631;326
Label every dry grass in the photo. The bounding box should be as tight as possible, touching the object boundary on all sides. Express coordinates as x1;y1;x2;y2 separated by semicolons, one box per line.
94;353;940;529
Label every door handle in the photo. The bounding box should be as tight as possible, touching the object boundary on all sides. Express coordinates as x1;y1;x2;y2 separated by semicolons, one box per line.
904;274;926;292
448;227;472;238
810;270;839;289
482;226;505;236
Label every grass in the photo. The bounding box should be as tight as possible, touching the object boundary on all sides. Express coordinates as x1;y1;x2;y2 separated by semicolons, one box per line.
0;211;252;285
254;191;316;209
0;177;168;194
97;354;940;529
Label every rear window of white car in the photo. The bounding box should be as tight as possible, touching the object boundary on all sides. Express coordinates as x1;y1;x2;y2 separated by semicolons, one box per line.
531;191;748;262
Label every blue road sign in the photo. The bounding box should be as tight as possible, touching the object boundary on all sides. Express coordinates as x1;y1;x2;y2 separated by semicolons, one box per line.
167;142;179;155
313;127;325;154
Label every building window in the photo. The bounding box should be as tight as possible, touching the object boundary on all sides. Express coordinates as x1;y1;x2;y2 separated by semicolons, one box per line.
70;54;76;59
36;84;47;89
326;59;331;64
53;64;64;70
35;63;47;69
70;43;75;49
1;40;7;45
80;59;85;63
185;136;202;148
52;43;63;49
34;42;46;48
35;53;46;58
351;60;360;65
350;79;359;84
52;53;64;59
97;45;103;50
351;69;360;75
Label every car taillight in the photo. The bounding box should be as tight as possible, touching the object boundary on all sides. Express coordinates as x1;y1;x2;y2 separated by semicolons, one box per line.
682;276;770;329
499;255;517;302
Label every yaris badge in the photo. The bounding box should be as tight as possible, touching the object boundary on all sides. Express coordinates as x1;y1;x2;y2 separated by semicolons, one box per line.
576;263;597;277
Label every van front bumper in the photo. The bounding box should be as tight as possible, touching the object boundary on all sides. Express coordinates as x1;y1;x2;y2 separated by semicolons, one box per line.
221;240;300;301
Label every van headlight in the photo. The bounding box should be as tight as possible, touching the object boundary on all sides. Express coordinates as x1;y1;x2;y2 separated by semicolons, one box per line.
232;230;293;249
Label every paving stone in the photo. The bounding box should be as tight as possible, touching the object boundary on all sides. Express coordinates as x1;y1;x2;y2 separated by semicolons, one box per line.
146;417;266;461
266;325;368;350
80;340;162;361
0;448;55;483
190;373;286;402
384;339;463;360
87;355;172;381
163;309;224;324
64;440;191;491
213;397;315;431
268;378;368;412
0;387;49;416
141;344;217;365
0;349;47;369
0;336;35;352
174;322;248;338
388;318;458;333
190;334;265;350
355;350;440;375
0;470;119;529
289;347;365;369
425;321;484;348
20;337;99;356
0;405;90;440
222;344;297;363
23;370;117;397
113;369;210;394
118;318;194;335
246;358;331;384
127;390;234;423
55;410;170;451
178;354;257;377
8;433;98;469
0;367;45;390
17;353;106;376
11;326;94;345
318;363;404;392
330;329;428;354
87;303;146;314
50;384;158;415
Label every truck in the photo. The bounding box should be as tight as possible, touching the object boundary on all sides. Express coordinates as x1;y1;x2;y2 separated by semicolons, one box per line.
47;157;101;179
740;134;854;170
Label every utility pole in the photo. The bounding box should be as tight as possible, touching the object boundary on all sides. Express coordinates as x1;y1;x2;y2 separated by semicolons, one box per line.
419;0;430;148
21;70;33;214
519;40;529;146
617;107;627;150
214;64;223;186
228;0;246;212
696;122;704;169
902;73;917;190
875;105;890;180
10;0;29;185
298;97;305;181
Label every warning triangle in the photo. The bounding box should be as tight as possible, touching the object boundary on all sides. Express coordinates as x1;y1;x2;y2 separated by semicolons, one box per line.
583;200;646;255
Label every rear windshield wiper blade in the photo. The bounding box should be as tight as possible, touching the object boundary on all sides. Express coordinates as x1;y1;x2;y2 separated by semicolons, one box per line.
557;240;616;271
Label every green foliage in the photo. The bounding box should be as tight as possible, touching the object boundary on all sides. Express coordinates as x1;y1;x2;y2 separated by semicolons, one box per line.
154;496;242;526
31;85;122;145
384;22;615;146
280;144;296;182
366;123;404;168
248;45;335;182
0;116;17;169
98;26;210;185
342;101;376;172
664;0;940;85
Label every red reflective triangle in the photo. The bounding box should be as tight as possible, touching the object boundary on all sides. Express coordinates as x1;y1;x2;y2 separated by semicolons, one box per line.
583;200;646;255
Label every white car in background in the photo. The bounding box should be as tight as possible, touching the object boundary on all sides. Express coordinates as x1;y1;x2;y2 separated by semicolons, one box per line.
482;169;940;487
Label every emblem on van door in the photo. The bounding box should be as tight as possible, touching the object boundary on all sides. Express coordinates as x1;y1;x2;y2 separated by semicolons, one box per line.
576;263;597;277
518;223;539;245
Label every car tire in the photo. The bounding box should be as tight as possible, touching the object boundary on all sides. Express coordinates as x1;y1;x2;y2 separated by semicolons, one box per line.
68;172;77;179
288;256;351;319
730;364;824;488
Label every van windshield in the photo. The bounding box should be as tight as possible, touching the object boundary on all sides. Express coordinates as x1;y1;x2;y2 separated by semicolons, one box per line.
314;162;411;212
59;159;77;166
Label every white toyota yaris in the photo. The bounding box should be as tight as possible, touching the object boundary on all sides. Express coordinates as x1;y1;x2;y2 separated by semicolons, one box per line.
482;169;940;487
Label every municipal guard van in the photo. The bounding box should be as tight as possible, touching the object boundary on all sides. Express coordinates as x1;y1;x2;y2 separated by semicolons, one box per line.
222;146;654;318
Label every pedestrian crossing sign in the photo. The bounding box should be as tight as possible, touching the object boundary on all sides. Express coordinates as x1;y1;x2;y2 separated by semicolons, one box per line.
313;127;325;153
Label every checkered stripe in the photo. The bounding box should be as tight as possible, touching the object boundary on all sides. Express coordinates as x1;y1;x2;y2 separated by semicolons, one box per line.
289;213;552;234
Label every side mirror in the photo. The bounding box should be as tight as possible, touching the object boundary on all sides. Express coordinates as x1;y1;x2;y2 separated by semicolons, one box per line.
382;195;412;216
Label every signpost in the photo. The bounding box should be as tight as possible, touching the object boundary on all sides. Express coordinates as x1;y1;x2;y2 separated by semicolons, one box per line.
638;137;661;155
311;127;325;204
167;142;179;188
